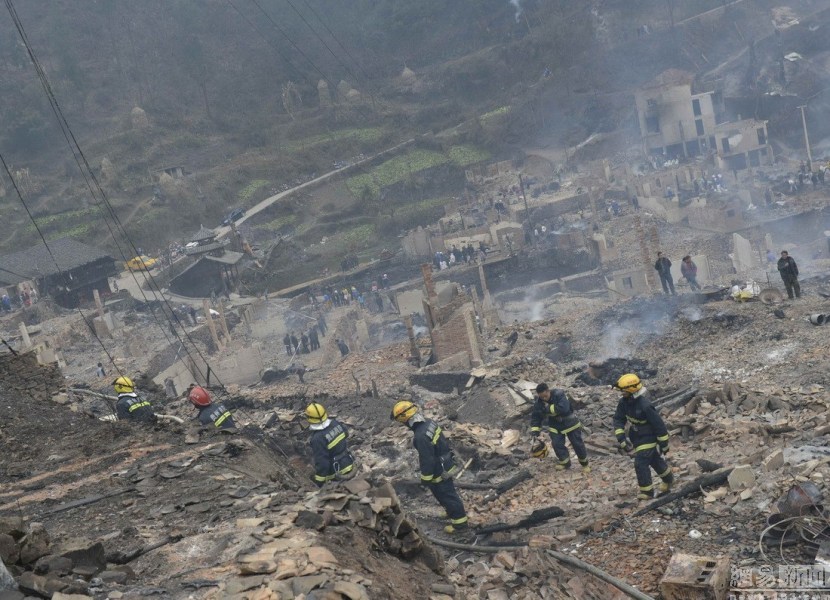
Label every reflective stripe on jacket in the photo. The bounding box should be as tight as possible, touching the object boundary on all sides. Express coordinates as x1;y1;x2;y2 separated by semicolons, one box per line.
530;389;581;435
310;419;353;484
198;403;236;429
612;389;669;451
412;419;456;483
115;393;155;422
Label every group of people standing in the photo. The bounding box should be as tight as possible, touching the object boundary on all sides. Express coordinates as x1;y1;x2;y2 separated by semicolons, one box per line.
283;320;327;357
318;276;390;314
106;364;672;538
1;286;37;313
653;253;701;295
787;160;828;193
656;249;803;300
433;243;483;270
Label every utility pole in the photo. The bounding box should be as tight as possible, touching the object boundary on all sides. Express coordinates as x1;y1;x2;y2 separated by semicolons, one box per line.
518;174;537;249
799;105;813;168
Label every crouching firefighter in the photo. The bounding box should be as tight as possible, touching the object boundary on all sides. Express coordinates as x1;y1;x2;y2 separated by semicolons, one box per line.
188;386;236;430
391;400;468;535
305;403;355;486
612;373;673;501
113;376;156;423
530;383;590;473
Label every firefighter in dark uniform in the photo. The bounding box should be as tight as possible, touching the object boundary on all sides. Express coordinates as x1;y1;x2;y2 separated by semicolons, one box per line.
530;383;590;473
612;373;673;500
391;400;468;534
113;376;156;423
188;386;236;430
306;403;355;486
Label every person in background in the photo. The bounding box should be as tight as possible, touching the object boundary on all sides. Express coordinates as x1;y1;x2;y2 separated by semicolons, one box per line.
96;362;106;378
680;255;701;291
777;250;801;299
654;252;676;296
336;339;350;357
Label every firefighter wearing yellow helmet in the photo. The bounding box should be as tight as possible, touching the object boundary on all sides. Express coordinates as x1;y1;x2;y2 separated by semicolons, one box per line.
391;400;468;535
612;374;673;501
112;376;156;423
305;403;355;486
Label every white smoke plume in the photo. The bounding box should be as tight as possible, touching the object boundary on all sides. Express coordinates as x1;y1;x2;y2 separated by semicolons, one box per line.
596;304;670;361
509;0;522;22
597;324;629;361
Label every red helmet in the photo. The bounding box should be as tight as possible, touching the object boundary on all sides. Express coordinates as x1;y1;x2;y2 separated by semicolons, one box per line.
188;386;212;408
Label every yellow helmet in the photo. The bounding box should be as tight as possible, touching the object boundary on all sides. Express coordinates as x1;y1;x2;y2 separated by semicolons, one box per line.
113;376;134;394
531;439;549;459
305;403;328;424
391;400;418;423
615;373;642;393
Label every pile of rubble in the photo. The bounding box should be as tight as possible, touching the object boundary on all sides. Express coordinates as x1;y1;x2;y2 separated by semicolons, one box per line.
217;476;446;600
446;547;630;600
0;518;137;599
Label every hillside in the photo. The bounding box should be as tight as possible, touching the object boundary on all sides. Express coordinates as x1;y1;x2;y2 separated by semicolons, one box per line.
0;0;595;259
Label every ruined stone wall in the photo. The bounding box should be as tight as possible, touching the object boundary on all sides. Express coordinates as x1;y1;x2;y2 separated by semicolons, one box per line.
429;304;482;367
431;292;469;326
0;351;62;402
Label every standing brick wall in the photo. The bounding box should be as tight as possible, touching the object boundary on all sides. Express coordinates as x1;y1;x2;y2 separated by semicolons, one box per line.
429;304;483;367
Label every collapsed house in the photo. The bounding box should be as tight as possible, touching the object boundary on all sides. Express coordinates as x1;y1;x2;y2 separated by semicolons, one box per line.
0;237;117;308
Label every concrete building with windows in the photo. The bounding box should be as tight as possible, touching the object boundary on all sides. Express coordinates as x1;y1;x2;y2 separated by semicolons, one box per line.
635;69;772;171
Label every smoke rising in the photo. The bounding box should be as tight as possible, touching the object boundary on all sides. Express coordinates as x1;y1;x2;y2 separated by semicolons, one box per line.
509;0;522;22
596;303;671;361
679;305;703;322
597;324;629;360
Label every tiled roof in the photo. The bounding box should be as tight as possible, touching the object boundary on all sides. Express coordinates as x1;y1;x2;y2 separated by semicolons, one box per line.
0;238;114;284
185;241;226;255
641;68;695;90
190;226;217;243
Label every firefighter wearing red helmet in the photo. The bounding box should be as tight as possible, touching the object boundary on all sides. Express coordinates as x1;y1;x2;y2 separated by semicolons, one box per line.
188;386;236;430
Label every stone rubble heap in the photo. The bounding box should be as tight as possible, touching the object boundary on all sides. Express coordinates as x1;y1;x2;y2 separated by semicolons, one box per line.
0;517;137;600
215;476;445;600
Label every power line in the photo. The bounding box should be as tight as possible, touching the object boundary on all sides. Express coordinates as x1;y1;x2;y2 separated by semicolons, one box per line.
226;0;387;173
297;0;373;83
0;150;122;373
281;0;375;102
226;0;305;80
249;0;331;84
0;264;31;281
4;0;222;390
3;0;182;355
